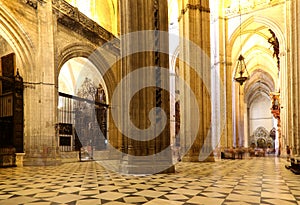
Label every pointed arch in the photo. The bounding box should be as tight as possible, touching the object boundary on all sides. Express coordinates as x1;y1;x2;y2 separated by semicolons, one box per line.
56;42;117;102
0;5;34;78
228;15;285;59
228;15;284;87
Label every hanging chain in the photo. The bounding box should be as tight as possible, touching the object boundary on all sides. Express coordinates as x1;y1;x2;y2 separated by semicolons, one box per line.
239;0;242;54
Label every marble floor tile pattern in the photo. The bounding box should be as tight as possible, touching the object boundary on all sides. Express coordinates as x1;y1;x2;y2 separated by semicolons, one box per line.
0;157;299;204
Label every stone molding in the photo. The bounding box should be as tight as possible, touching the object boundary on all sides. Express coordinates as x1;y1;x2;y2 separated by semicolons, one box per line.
225;0;285;17
15;153;25;167
178;3;210;22
52;0;119;52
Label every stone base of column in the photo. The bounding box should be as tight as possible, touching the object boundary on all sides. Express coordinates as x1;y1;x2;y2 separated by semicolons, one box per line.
23;157;62;166
60;151;79;163
159;165;175;174
23;154;62;166
16;153;25;167
119;156;175;175
182;153;215;162
23;147;62;166
202;154;215;162
93;145;122;161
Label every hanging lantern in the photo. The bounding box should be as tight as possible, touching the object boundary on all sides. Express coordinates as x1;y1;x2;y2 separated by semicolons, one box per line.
234;54;249;86
233;0;250;86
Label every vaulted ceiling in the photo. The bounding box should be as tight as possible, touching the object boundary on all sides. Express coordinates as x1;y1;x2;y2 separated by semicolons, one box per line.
62;0;281;106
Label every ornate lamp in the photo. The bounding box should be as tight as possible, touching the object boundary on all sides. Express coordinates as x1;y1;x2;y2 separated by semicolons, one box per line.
233;54;249;86
233;1;249;86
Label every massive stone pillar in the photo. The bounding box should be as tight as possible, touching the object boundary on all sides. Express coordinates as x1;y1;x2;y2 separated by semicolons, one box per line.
236;85;245;147
23;1;60;165
178;0;213;162
210;0;222;157
291;0;300;156
223;20;234;150
119;0;174;174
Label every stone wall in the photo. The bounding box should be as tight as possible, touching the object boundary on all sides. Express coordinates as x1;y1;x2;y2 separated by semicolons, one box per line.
0;0;119;166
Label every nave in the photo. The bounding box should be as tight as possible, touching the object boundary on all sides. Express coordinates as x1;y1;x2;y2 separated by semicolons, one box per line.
0;157;299;205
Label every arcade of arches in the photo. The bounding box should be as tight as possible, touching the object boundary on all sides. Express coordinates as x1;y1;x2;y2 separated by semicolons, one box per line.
0;0;300;175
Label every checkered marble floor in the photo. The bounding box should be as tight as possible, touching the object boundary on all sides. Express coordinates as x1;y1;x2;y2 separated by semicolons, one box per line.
0;157;299;205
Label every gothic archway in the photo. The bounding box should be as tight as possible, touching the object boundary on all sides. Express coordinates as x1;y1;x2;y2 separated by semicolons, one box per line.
58;57;109;161
0;5;36;167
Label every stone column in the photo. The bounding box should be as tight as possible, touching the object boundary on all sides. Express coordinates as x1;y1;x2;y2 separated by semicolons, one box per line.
217;12;233;151
238;85;246;147
281;0;291;156
210;0;221;158
119;0;174;174
225;57;234;148
178;0;213;162
291;0;300;156
224;16;234;149
23;1;60;165
233;85;239;147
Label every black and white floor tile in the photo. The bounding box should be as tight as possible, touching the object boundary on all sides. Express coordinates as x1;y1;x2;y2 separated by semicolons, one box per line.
0;157;299;204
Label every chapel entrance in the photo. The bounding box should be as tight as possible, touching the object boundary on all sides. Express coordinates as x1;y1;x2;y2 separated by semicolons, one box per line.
58;57;109;161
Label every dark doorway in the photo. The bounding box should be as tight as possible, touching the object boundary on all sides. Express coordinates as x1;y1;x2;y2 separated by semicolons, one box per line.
0;53;24;167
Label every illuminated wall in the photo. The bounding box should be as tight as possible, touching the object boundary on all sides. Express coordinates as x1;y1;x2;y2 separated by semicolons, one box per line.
64;0;119;35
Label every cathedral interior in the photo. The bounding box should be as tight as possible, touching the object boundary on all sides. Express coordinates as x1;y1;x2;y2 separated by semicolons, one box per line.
1;0;300;204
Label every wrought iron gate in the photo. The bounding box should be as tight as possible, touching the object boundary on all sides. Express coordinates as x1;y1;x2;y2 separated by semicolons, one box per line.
0;53;24;167
58;79;108;161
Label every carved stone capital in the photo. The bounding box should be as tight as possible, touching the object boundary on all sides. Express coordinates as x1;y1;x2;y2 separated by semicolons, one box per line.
178;3;210;22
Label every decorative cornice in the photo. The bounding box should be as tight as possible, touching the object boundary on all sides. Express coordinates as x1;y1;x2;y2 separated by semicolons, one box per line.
224;0;285;17
52;0;120;53
178;4;210;22
186;4;210;13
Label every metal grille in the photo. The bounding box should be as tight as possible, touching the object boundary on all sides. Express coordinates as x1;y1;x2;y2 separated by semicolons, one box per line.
58;92;108;156
58;95;75;152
